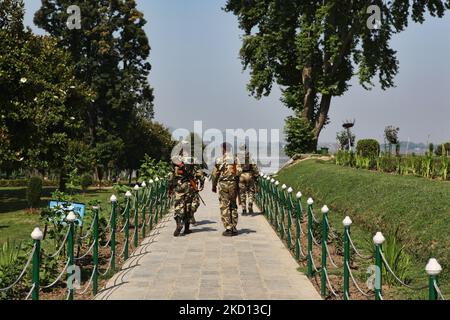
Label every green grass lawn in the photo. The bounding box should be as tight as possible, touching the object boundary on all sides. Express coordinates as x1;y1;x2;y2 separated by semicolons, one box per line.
0;186;113;245
276;159;450;299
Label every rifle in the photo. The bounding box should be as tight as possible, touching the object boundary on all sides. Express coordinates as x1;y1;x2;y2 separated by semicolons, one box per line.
189;179;206;207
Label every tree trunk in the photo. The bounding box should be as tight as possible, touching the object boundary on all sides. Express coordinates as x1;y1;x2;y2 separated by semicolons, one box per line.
314;94;332;143
302;66;315;120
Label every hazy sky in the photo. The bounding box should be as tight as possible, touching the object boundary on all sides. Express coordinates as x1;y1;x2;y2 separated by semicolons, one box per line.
24;1;450;144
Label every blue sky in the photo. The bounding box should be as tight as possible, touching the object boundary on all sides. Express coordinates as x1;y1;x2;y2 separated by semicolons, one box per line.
24;1;450;144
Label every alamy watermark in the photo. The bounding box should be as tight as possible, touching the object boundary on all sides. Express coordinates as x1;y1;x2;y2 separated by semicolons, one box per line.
64;3;382;31
171;121;281;173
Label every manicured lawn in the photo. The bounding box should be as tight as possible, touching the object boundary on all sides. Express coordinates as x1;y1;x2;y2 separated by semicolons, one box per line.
276;159;450;299
0;187;113;245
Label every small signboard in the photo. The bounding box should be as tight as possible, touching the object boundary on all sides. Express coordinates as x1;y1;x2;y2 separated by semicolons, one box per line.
48;201;86;226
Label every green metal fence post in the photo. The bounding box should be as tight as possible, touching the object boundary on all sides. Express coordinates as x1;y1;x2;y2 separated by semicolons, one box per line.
307;198;314;277
257;173;262;208
321;205;329;298
287;187;293;250
343;216;352;300
31;227;43;300
133;184;140;247
110;195;117;272
262;175;267;215
295;192;302;260
273;181;279;229
267;178;272;219
66;211;76;301
280;184;287;240
148;179;154;231
373;232;385;301
154;177;160;224
426;258;442;300
124;192;131;260
92;206;99;295
141;182;147;238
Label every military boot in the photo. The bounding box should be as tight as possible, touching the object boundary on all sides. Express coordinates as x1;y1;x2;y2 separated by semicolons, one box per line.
174;217;183;237
242;208;247;216
183;220;192;235
190;215;197;226
248;204;254;214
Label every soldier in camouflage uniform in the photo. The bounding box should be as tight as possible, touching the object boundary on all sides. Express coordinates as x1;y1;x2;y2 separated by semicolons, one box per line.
237;144;260;215
169;149;198;237
212;142;242;237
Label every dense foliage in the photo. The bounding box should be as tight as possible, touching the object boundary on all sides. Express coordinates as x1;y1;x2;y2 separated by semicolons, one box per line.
336;150;449;181
1;0;175;188
284;115;316;157
356;139;380;158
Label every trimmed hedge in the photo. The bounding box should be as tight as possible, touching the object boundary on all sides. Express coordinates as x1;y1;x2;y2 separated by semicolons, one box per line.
356;139;380;158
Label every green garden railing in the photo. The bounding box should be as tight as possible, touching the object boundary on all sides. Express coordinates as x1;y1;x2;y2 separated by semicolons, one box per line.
0;177;173;301
255;174;446;301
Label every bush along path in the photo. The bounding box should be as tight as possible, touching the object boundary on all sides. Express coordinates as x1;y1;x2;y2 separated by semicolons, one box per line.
255;174;445;301
0;177;173;300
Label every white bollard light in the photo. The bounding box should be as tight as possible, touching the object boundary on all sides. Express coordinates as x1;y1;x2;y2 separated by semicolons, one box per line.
110;194;118;203
373;232;386;245
296;192;302;199
31;227;44;241
342;216;353;227
66;211;77;223
425;258;442;276
307;198;314;205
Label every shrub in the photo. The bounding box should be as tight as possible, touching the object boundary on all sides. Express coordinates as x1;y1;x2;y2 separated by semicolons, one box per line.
379;227;413;286
356;139;380;158
337;130;356;150
435;143;450;156
80;173;93;191
26;176;43;209
284;116;316;156
0;241;31;300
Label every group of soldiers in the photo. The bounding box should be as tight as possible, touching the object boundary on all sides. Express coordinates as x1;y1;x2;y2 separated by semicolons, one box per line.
168;142;259;237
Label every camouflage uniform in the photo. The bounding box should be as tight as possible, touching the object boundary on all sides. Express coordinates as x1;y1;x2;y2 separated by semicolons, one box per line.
190;164;207;225
169;155;197;236
238;151;259;214
212;152;242;235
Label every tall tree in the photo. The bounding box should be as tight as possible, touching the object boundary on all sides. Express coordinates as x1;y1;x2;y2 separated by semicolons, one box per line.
0;0;92;186
34;0;154;178
225;0;449;151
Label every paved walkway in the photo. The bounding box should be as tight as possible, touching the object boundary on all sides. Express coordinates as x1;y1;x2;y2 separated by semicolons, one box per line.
96;182;321;300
